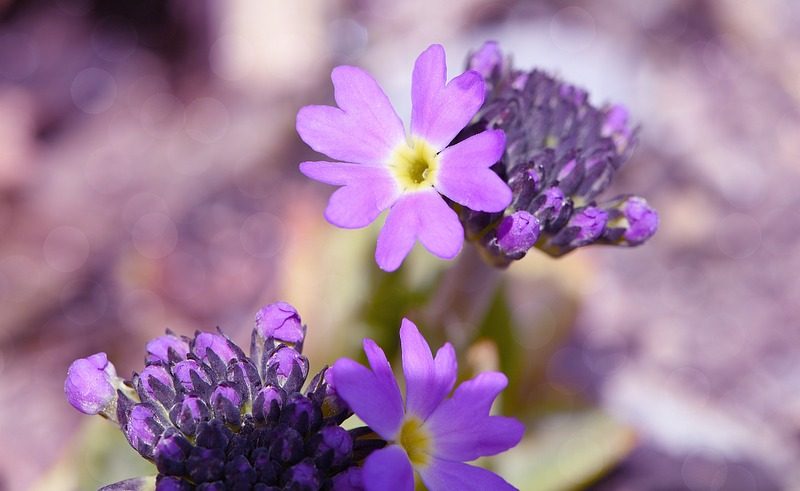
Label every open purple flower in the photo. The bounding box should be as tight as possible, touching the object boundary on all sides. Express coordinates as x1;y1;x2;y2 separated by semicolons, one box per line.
332;319;524;490
297;44;512;271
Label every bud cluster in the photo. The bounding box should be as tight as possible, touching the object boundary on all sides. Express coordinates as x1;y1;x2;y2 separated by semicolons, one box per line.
65;303;378;491
457;42;658;266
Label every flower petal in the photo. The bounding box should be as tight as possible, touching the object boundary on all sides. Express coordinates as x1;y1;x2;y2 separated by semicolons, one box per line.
300;161;399;228
331;357;403;439
400;319;457;421
410;45;485;150
436;130;511;212
426;372;523;461
418;458;517;491
375;191;463;272
363;445;415;491
296;66;405;165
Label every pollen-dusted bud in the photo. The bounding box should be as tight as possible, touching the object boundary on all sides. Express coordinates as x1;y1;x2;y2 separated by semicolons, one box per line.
64;353;119;417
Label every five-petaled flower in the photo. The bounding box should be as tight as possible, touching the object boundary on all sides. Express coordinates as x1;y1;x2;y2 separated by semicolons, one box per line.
332;319;524;490
297;44;512;271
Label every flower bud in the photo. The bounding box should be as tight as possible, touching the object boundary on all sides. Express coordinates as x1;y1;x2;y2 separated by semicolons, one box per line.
331;467;363;491
169;395;210;436
124;404;164;458
622;196;659;245
253;386;285;423
311;425;353;469
146;334;190;364
64;353;118;416
209;384;242;426
265;346;309;393
155;431;192;476
283;460;320;490
193;333;239;373
468;41;503;79
173;360;212;394
281;395;321;437
255;302;305;346
137;364;176;407
226;359;261;402
494;211;541;258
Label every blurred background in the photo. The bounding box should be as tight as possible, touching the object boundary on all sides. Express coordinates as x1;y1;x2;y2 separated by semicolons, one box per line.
0;0;797;489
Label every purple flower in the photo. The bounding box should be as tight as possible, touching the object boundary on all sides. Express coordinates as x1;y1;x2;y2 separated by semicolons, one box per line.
64;352;118;415
332;319;524;491
297;44;512;271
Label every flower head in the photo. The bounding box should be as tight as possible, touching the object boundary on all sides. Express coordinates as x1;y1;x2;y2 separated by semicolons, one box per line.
332;319;524;491
297;44;512;271
66;302;365;490
458;41;658;266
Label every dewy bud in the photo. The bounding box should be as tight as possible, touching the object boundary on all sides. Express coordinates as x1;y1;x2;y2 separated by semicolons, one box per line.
64;352;119;416
255;302;305;345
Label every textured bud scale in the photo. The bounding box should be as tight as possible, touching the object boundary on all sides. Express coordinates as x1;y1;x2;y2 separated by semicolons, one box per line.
67;302;386;490
458;41;658;266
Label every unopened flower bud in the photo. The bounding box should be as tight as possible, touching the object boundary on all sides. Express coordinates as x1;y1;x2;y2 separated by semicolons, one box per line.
146;334;190;364
265;346;309;393
173;360;212;394
209;384;242;426
253;386;284;423
169;395;210;436
137;364;176;407
255;302;305;346
124;404;164;458
64;353;119;416
494;211;541;258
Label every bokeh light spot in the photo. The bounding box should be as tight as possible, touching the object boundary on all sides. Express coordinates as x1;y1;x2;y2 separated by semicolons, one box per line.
715;213;762;259
43;226;91;273
239;212;285;258
185;97;230;143
131;212;179;259
71;68;118;114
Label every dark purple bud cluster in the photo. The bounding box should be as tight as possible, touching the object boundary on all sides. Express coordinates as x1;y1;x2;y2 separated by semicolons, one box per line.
67;303;379;491
457;41;658;266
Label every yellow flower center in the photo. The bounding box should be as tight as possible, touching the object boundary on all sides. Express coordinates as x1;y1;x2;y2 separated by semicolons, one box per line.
398;416;432;467
389;138;439;192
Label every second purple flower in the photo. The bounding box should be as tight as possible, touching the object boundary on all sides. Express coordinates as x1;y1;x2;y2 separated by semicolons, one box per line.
297;44;512;272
